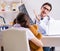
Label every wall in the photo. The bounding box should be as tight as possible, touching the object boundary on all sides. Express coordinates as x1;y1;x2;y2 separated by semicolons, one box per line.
0;0;21;25
22;0;60;20
0;0;60;24
0;11;19;25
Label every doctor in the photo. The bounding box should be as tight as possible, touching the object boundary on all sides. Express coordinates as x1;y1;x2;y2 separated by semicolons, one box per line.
34;2;54;35
34;2;55;51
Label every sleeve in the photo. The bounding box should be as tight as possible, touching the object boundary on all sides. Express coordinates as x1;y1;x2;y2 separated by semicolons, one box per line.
38;17;49;34
37;22;47;34
36;18;48;34
26;29;35;40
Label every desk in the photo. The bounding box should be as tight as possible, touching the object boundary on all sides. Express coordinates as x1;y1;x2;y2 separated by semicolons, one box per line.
41;36;60;47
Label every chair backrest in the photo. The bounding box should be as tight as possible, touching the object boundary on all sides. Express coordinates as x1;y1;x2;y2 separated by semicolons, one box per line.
1;28;30;51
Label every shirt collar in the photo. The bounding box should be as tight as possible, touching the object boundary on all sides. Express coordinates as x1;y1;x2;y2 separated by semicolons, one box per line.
13;24;21;27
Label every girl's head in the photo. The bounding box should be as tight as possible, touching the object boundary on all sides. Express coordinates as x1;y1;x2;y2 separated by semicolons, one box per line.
16;12;30;28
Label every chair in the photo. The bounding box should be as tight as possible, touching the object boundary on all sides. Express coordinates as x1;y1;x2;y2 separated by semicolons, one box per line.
1;28;30;51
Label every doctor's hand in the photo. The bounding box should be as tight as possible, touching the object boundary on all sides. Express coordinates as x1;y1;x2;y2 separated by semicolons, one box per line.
33;10;40;21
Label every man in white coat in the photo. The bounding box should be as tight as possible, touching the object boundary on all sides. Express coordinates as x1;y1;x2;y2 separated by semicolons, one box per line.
34;2;55;35
34;2;55;51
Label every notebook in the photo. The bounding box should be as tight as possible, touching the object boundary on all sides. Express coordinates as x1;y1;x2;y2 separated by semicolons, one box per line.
47;20;60;36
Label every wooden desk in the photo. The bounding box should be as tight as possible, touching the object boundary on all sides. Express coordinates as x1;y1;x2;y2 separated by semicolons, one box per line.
41;36;60;47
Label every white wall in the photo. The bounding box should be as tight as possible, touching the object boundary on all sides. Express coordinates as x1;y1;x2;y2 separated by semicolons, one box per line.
2;0;21;2
0;0;60;24
0;11;19;25
22;0;60;20
0;0;21;24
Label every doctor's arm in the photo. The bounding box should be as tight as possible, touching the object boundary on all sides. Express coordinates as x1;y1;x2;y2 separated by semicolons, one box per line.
33;10;40;21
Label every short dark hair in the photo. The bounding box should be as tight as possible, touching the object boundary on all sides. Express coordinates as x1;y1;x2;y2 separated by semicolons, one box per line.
16;12;30;28
41;2;52;11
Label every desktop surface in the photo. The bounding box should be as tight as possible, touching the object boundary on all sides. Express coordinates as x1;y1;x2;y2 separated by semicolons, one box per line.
42;35;60;47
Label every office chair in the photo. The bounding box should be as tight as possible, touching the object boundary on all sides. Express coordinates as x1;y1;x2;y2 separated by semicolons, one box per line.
1;28;30;51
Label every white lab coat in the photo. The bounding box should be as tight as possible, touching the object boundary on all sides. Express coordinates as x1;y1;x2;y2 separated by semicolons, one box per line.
34;16;55;35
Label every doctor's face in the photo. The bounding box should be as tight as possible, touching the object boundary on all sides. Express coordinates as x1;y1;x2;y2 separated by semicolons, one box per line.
40;5;51;17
